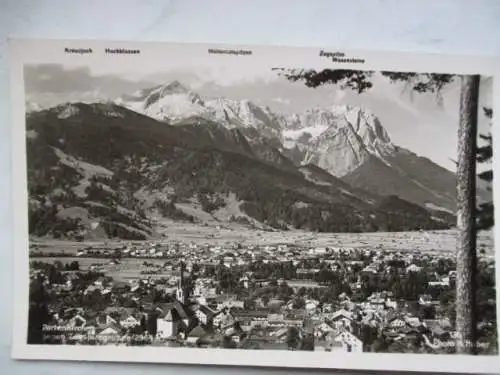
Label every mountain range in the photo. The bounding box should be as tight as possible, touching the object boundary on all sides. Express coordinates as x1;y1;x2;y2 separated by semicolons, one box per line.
25;80;474;241
115;81;469;211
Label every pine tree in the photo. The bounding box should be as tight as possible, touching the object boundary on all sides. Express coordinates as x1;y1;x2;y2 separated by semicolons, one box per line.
455;75;480;354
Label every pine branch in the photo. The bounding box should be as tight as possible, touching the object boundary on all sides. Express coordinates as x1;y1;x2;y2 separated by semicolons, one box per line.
483;107;493;119
478;170;493;182
477;145;492;163
477;202;494;231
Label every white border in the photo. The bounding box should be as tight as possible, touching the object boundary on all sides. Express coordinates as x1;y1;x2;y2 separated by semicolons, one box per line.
8;38;500;374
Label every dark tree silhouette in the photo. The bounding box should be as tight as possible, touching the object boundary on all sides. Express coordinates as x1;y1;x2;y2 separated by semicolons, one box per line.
286;326;301;350
222;336;237;349
300;333;315;351
146;311;158;337
27;277;50;344
477;107;494;231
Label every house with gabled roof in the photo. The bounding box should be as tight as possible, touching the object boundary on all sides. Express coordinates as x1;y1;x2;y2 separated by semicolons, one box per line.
315;321;336;338
195;304;216;326
214;308;237;329
185;325;210;344
95;313;118;327
68;313;87;328
326;329;363;353
385;314;408;331
331;309;353;332
156;300;192;339
120;313;143;329
96;322;123;344
223;321;246;343
405;316;422;330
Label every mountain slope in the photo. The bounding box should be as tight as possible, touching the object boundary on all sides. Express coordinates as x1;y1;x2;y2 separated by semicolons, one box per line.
116;81;480;214
116;81;465;214
282;105;462;212
170;116;296;171
25;102;451;240
342;153;457;213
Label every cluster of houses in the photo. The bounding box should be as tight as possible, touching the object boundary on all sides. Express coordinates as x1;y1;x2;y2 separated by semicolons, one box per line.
40;265;369;350
31;239;496;353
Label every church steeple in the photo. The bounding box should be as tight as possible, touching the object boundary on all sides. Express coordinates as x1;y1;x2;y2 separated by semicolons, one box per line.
180;261;185;287
176;261;186;304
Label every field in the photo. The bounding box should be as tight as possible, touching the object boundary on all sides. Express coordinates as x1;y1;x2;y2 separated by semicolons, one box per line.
29;223;495;282
31;223;495;255
155;221;494;255
30;256;175;282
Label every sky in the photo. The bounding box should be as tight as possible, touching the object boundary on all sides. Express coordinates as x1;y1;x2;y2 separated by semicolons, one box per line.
24;63;493;172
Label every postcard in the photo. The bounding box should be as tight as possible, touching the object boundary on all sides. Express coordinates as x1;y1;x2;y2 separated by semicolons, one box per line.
8;38;500;373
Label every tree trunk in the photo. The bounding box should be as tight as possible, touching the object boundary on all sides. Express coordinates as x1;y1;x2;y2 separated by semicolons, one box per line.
455;74;480;354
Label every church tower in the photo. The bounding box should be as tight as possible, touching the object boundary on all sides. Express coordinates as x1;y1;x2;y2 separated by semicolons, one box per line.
176;261;186;304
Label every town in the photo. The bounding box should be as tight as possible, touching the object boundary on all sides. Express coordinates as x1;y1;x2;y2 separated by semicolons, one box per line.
28;235;497;354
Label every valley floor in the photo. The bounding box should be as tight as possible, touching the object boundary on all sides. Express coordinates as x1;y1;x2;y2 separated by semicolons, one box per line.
30;221;495;256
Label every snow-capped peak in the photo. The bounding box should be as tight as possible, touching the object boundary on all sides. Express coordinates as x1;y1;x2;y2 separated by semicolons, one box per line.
284;104;395;177
119;80;190;103
113;82;394;170
115;80;207;121
142;81;194;105
316;106;394;154
161;80;188;92
115;82;286;141
204;98;284;140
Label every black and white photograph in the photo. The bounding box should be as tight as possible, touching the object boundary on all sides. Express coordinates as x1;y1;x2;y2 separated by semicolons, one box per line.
8;39;500;373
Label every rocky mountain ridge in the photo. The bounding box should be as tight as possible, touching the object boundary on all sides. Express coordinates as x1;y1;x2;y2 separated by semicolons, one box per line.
24;102;453;241
113;81;462;212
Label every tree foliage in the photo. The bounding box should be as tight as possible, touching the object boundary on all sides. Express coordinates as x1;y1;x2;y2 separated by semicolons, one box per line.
477;107;494;231
27;277;50;344
286;326;301;350
273;67;454;96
